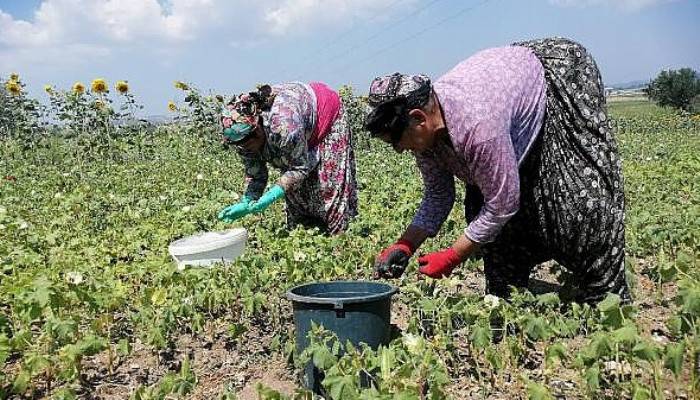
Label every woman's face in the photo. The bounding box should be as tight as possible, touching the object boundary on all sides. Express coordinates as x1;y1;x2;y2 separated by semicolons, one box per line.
379;108;438;153
234;124;266;153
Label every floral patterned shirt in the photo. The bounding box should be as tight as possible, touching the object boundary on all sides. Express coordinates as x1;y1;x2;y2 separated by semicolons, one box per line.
236;82;318;199
411;46;547;243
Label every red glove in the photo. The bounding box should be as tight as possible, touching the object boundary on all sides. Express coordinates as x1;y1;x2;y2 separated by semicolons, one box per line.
418;248;462;278
374;240;415;279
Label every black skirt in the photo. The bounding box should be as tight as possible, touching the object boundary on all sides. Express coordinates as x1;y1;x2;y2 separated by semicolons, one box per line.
466;37;630;304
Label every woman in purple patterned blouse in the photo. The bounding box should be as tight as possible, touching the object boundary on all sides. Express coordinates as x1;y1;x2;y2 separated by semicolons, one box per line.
217;82;358;234
368;37;629;304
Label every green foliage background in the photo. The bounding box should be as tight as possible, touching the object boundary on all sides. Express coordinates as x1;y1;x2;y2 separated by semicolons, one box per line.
0;82;699;399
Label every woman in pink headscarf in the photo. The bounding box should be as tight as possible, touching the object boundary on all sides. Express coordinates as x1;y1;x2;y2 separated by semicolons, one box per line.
218;82;358;234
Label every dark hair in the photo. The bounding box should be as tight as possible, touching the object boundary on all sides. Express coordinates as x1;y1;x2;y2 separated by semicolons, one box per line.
364;97;410;140
230;84;276;117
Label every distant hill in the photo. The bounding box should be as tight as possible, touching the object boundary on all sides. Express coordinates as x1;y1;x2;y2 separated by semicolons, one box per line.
111;114;174;128
142;114;174;125
608;80;649;90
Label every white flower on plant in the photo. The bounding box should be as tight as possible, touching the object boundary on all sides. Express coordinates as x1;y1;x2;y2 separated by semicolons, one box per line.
183;297;193;305
62;172;70;177
484;294;501;309
402;333;424;355
176;263;187;271
54;192;62;199
0;224;5;230
109;194;115;200
196;173;204;180
66;271;84;285
19;221;28;230
159;195;167;201
293;251;307;262
182;206;191;212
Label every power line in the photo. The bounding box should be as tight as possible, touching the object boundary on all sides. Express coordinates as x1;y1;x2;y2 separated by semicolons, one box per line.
283;0;447;81
329;0;495;76
309;0;407;59
278;0;407;79
321;0;447;67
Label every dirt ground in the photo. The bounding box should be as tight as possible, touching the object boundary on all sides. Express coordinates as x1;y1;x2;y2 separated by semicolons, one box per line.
23;259;684;400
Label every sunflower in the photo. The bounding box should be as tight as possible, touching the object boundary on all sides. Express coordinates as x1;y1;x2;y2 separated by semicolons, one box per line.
9;73;19;82
115;80;129;94
168;101;177;112
73;82;85;95
5;81;21;96
174;81;189;91
91;78;108;94
94;99;105;109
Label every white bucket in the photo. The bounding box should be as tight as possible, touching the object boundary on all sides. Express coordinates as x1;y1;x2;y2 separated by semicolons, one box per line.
168;228;248;268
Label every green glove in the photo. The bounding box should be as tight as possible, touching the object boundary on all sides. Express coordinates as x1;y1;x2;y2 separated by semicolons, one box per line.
218;195;253;223
248;185;285;213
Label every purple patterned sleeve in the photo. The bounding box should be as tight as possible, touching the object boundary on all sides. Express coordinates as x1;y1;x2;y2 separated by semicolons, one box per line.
463;134;521;243
411;151;456;236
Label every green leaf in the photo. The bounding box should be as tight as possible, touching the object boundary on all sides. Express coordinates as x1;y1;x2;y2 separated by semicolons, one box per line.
11;369;30;394
227;323;247;340
154;288;171;308
311;345;336;370
631;382;652;400
536;292;560;308
597;293;621;313
666;315;682;337
117;338;132;356
0;334;10;364
52;387;77;400
469;321;492;349
485;347;503;371
632;340;659;362
379;347;394;382
674;250;694;273
663;342;685;377
526;380;553;400
523;316;551;342
584;365;600;392
612;324;638;347
27;276;53;308
323;374;358;400
255;382;288;399
545;342;568;368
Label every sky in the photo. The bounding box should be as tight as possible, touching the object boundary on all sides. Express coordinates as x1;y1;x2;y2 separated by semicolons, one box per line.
1;0;698;116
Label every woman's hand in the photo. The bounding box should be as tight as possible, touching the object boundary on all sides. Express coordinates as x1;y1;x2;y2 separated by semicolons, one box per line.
418;248;461;278
374;240;415;279
218;196;253;223
418;235;479;278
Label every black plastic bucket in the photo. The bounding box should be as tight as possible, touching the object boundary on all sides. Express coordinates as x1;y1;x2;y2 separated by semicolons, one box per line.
286;280;399;393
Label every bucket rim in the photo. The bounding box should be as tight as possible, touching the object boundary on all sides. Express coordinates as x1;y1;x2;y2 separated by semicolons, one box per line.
286;280;399;309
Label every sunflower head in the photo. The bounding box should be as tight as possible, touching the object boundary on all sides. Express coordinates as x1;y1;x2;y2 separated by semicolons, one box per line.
168;101;177;112
9;73;19;82
91;78;108;94
115;80;129;95
94;99;105;109
73;82;85;95
174;81;189;91
5;81;21;96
